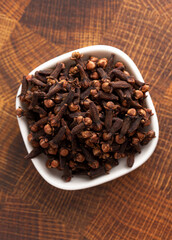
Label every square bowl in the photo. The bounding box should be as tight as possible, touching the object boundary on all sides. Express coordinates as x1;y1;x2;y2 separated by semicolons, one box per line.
16;45;159;190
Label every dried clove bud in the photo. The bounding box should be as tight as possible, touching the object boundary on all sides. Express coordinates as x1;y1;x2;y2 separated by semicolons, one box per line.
89;101;102;131
127;108;137;116
102;132;112;141
114;152;123;159
51;160;59;168
101;143;111;153
35;71;47;83
75;153;85;162
81;131;93;138
105;163;112;172
31;117;48;132
98;91;118;101
49;63;63;79
90;132;99;143
16;107;24;117
71;52;85;68
141;84;149;92
97;58;108;68
109;69;128;81
77;64;91;88
77;115;84;124
54;94;63;103
102;82;112;93
115;89;124;101
46;83;62;98
84;117;92;126
44;124;52;135
110;118;123;135
90;56;98;62
86;60;96;70
119;116;131;137
38;68;53;76
93;147;101;156
147;130;155;139
90;71;99;79
115;62;124;69
62;165;72;182
81;146;96;163
90;89;98;97
71;122;85;135
128;117;142;133
88;160;99;169
88;167;106;179
40;138;49;148
19;76;28;100
69;160;77;169
115;134;126;144
68;102;79;112
48;146;58;155
28;77;46;87
123;70;130;76
127;154;134;167
129;99;142;109
106;54;115;73
60;148;69;157
49;126;66;148
97;67;109;81
51;104;67;126
110;81;131;89
137;132;146;141
92;80;101;90
25;147;42;160
80;86;93;100
104;108;113;131
135;90;143;99
138;109;147;118
44;99;55;108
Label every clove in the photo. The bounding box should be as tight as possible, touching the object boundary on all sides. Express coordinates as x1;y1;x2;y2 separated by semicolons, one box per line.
17;51;155;182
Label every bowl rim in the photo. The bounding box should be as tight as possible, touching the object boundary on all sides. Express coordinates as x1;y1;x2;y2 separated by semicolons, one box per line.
16;45;159;190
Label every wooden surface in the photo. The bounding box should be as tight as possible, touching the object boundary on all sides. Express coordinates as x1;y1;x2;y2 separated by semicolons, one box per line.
0;0;172;239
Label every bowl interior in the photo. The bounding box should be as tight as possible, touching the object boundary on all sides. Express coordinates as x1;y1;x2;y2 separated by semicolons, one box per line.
16;45;159;190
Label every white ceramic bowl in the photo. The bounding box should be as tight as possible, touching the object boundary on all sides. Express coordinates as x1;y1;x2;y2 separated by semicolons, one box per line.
16;45;159;190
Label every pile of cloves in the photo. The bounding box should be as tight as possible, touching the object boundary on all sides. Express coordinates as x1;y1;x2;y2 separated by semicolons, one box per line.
16;52;155;181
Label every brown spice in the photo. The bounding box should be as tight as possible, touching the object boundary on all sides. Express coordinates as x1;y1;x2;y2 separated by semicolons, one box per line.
101;143;111;153
97;58;108;68
44;124;52;135
127;154;134;167
105;163;112;171
60;148;69;157
115;62;124;69
75;153;85;162
16;107;24;117
89;101;102;131
127;108;137;116
88;160;99;169
86;60;96;70
135;90;143;99
44;99;55;108
18;51;155;182
93;147;101;156
40;138;49;148
90;71;99;79
51;160;59;168
84;117;92;126
115;134;126;144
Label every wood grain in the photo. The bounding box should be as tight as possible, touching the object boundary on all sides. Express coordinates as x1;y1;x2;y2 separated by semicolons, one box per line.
0;0;172;239
0;14;16;50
